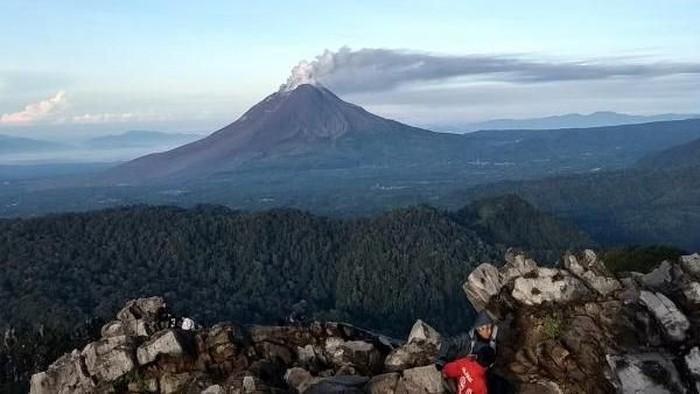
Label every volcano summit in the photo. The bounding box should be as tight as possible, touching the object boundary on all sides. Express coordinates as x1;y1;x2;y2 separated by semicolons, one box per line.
105;83;437;183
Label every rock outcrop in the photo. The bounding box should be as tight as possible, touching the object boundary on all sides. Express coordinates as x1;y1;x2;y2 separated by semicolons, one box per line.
31;250;700;393
464;249;700;393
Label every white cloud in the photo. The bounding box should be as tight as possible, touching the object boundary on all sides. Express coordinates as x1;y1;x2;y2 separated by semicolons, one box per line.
0;92;67;125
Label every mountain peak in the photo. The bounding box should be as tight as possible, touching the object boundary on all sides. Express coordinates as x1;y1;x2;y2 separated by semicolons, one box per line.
105;84;422;182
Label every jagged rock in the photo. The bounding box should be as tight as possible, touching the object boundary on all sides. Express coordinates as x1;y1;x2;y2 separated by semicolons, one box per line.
324;337;382;374
127;377;158;392
519;380;564;394
137;329;187;365
384;341;437;372
30;350;95;394
399;365;445;393
682;281;700;304
464;263;502;312
511;268;590;306
81;337;134;382
366;372;400;393
639;290;690;342
305;376;369;394
685;347;700;391
640;260;674;290
681;253;700;279
407;319;440;346
607;352;685;393
284;367;322;393
100;320;125;338
159;372;192;394
201;385;225;394
117;296;167;337
563;252;621;296
501;251;539;283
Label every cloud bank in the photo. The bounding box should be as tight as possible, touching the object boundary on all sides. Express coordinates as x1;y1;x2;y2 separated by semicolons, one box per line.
0;92;67;125
281;47;700;94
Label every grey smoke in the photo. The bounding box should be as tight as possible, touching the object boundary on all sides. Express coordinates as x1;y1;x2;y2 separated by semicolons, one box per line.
288;47;700;94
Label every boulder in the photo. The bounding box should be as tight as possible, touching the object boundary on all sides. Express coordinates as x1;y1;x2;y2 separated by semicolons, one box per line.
407;319;441;346
463;263;502;312
511;268;590;306
639;291;690;342
284;367;322;393
201;384;225;394
29;350;94;394
100;321;125;338
324;337;383;374
81;337;134;382
607;352;685;393
159;372;192;394
682;281;700;304
116;296;167;337
400;365;445;393
366;372;400;393
563;252;621;296
640;260;674;290
685;347;700;393
137;329;187;365
501;251;539;283
680;253;700;279
384;341;437;372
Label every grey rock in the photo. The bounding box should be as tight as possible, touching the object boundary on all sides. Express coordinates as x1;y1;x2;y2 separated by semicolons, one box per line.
136;329;186;365
284;367;321;393
159;373;191;394
639;291;690;342
463;263;502;312
400;365;445;393
201;385;225;394
407;319;441;346
366;372;400;393
81;337;134;382
511;268;590;306
324;337;382;374
116;296;167;337
564;253;621;296
680;253;700;279
100;321;125;338
29;350;94;394
607;353;685;393
640;260;674;290
682;281;700;304
501;252;539;283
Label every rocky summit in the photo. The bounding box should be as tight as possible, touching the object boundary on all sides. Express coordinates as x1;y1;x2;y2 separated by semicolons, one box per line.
31;251;700;393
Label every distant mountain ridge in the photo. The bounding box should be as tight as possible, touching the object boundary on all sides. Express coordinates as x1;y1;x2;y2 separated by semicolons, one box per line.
0;134;71;154
432;111;698;133
83;130;201;149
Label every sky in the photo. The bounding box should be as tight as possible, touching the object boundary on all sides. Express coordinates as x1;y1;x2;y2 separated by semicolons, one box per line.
1;0;698;140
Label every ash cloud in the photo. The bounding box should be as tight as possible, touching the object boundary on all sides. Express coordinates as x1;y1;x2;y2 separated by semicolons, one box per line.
282;47;700;94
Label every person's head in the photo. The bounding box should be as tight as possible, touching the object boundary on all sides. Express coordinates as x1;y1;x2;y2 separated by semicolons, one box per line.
475;346;496;368
475;323;494;340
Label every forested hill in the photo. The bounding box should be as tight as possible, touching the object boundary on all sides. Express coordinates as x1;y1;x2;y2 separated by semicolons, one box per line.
0;196;591;337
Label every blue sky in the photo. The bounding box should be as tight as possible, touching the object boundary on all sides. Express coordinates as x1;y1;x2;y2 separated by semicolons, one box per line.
1;0;698;139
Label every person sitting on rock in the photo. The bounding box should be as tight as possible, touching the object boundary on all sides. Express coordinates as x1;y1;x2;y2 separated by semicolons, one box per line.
437;311;498;362
437;311;512;393
442;346;495;394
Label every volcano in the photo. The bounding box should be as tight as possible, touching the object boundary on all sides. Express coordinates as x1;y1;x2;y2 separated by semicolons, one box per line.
105;84;438;183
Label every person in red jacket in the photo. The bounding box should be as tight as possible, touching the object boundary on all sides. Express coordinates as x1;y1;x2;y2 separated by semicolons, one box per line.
442;346;495;394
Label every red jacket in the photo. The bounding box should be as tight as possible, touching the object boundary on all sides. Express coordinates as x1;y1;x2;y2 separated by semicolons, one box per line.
443;357;488;394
